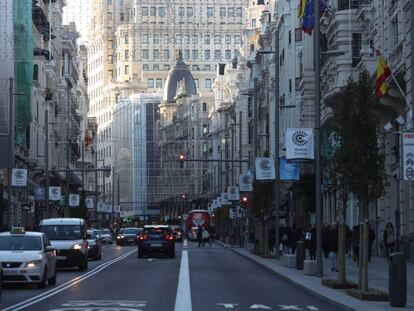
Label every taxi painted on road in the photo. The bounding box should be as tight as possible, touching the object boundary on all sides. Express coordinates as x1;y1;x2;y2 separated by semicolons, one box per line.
0;228;57;288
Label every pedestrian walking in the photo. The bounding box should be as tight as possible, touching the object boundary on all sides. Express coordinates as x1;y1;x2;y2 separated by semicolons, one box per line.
281;227;289;255
383;222;395;261
352;225;360;263
203;228;212;246
345;224;352;257
368;224;376;262
322;223;331;258
329;223;338;272
306;224;316;260
197;226;203;247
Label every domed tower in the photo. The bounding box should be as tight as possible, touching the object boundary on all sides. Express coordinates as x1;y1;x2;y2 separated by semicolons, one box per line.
162;50;197;103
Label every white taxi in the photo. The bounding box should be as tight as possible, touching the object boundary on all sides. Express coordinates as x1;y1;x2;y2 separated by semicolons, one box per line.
0;228;57;288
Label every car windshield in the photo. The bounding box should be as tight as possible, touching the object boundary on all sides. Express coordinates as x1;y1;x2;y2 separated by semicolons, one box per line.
86;231;96;239
121;228;140;234
101;229;110;235
0;236;42;251
41;225;83;240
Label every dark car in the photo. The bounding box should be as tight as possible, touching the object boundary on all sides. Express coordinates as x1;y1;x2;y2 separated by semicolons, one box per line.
137;225;175;258
116;227;142;246
86;230;102;260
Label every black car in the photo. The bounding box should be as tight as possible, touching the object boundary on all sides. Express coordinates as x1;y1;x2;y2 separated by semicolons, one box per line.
137;225;175;258
116;227;142;246
86;230;102;260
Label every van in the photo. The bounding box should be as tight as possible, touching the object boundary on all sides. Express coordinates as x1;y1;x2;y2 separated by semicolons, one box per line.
39;218;88;271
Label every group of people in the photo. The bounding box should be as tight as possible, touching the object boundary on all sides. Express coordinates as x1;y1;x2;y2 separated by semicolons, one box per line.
279;221;397;272
196;226;213;247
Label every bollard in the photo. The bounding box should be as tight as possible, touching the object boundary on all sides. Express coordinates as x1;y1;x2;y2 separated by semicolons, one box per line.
296;241;305;270
389;252;407;307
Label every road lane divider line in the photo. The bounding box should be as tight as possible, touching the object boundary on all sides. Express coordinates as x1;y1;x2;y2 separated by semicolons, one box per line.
174;249;192;311
1;249;137;311
183;239;188;248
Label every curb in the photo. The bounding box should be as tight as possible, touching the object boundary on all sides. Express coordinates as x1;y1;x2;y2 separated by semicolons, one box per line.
215;241;354;311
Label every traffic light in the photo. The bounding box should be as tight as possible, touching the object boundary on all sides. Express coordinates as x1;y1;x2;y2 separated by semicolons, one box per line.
240;195;248;206
177;153;185;168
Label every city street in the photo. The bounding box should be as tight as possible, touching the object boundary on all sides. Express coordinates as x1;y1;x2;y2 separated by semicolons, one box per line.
0;242;338;311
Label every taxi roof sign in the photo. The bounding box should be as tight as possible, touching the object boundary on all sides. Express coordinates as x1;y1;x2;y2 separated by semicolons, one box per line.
11;227;25;234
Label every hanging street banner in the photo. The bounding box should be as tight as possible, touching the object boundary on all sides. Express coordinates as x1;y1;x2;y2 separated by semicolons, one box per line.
69;194;80;207
11;168;28;187
286;128;314;161
85;197;94;209
239;172;253;191
222;193;231;205
34;187;45;200
403;132;414;181
227;186;240;201
49;187;61;201
114;205;121;213
216;197;223;208
97;202;105;212
255;158;276;181
280;157;300;181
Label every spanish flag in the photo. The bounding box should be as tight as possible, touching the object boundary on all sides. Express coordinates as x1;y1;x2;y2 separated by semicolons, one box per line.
298;0;307;17
375;50;392;97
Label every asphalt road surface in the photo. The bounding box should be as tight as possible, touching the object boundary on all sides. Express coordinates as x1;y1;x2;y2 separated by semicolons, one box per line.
0;241;340;311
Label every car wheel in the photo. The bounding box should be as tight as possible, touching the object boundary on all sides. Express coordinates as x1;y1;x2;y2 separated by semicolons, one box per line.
48;268;57;285
78;257;88;271
38;268;47;289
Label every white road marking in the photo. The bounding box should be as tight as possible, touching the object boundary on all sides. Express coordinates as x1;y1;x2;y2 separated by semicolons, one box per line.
217;303;239;308
278;306;302;310
183;239;188;247
2;249;137;311
61;300;147;307
306;307;318;311
173;249;192;311
250;305;272;309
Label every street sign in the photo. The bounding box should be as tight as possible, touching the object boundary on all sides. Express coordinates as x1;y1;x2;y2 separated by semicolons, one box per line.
403;132;414;181
239;172;253;192
286;128;314;161
227;186;240;201
255;158;275;181
11;168;27;187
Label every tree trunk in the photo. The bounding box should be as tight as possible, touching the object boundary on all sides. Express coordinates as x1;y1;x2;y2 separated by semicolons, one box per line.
361;222;369;291
358;201;369;291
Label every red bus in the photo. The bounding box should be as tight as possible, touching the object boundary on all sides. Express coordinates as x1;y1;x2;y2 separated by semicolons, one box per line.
187;209;210;240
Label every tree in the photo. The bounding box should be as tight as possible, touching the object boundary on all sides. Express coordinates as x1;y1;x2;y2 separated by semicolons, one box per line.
329;70;386;291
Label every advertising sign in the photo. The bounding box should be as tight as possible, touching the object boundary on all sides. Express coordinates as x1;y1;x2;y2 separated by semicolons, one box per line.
280;157;300;181
403;132;414;181
286;128;314;161
85;197;94;209
255;158;276;181
69;194;80;207
11;168;27;187
239;172;253;192
227;186;240;201
49;187;61;201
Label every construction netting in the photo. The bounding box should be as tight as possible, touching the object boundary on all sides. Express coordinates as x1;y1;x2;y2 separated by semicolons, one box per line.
13;0;33;148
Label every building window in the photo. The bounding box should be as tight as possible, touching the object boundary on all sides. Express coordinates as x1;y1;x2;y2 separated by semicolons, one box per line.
194;79;199;88
176;34;182;44
164;34;170;44
163;49;170;59
214;50;221;60
252;19;257;28
107;0;112;5
236;7;242;17
107;12;112;20
391;16;399;46
143;64;149;71
184;35;190;44
202;102;207;111
228;7;235;17
153;34;159;44
178;7;184;17
148;78;154;88
142;49;149;60
187;7;193;17
153;64;159;70
202;142;208;153
156;78;162;88
205;79;212;89
234;50;240;58
225;50;231;60
124;65;129;75
204;35;210;44
214;35;221;44
153;49;159;59
204;65;210;71
150;7;156;16
220;7;226;17
33;64;39;81
204;50;210;60
234;35;241;44
207;7;214;17
142;7;148;16
192;35;198;44
159;7;165;17
295;28;302;42
163;64;170;71
225;35;231;44
124;33;129;44
120;12;125;21
184;50;190;60
143;34;149;44
192;50;198;60
125;50;129;60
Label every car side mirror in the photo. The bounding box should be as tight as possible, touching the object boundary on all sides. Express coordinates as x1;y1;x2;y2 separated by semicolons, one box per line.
45;246;55;253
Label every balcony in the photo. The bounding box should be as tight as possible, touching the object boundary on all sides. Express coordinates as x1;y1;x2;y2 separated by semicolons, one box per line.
32;2;50;40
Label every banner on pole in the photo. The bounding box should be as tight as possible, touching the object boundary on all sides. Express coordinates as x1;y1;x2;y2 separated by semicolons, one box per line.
49;187;61;201
286;128;314;161
69;194;80;207
97;202;105;212
255;158;276;181
403;132;414;181
85;197;94;209
280;157;300;181
11;168;27;187
227;186;240;201
239;172;253;192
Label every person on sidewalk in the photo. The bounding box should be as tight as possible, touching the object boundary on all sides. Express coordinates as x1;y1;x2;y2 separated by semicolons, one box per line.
306;224;316;260
368;224;376;262
383;222;395;261
322;223;331;258
329;222;339;272
352;225;360;263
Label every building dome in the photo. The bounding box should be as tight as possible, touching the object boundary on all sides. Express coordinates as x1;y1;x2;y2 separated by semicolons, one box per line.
163;50;197;102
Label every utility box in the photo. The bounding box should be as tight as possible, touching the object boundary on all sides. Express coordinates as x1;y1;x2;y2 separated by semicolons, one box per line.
296;241;305;270
389;252;407;307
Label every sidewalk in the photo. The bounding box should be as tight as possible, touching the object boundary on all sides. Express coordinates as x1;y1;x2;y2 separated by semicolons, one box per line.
216;241;414;311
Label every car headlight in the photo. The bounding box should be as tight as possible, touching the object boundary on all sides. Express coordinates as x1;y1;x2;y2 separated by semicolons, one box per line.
117;235;124;239
72;243;82;250
24;260;41;268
